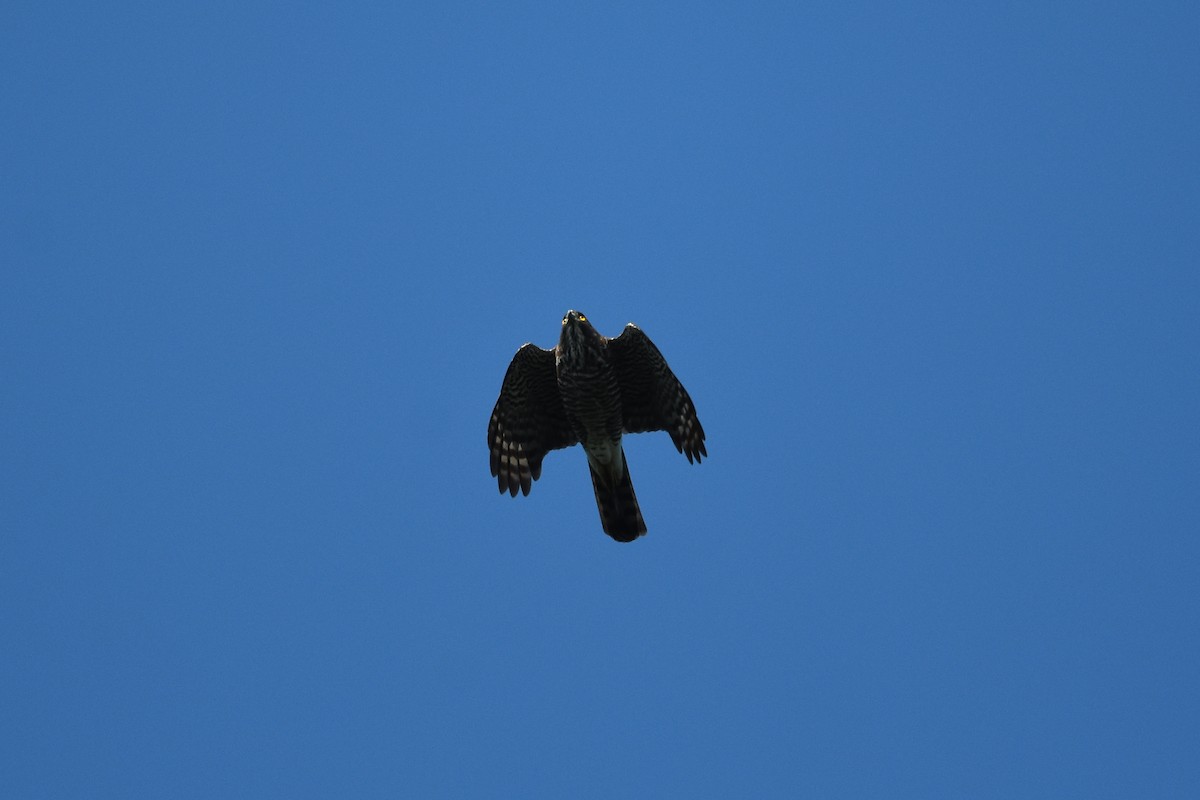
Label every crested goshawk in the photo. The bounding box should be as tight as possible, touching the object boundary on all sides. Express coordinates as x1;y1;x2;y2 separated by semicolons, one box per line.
488;310;706;542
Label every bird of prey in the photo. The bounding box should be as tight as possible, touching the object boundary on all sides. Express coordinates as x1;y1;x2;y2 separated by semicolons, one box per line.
488;310;706;542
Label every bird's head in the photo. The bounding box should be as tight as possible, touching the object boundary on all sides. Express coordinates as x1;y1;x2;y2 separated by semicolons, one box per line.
562;309;589;326
559;309;601;359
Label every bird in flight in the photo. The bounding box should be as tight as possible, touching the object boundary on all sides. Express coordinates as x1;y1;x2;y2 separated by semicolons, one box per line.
488;310;706;542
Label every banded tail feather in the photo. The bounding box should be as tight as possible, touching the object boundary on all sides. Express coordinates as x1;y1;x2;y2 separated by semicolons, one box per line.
587;448;646;542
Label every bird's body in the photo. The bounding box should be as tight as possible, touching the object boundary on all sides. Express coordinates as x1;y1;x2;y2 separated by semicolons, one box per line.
488;310;706;541
556;313;644;538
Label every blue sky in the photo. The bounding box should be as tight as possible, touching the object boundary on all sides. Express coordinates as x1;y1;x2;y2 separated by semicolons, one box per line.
2;2;1197;797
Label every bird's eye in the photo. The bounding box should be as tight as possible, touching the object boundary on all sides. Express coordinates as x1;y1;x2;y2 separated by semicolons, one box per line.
578;314;587;322
562;317;568;325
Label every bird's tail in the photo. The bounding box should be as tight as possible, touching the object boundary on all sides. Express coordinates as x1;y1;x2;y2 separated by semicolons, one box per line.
588;448;647;542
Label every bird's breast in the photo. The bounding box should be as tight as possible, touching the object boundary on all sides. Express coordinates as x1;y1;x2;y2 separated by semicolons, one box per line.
557;364;623;446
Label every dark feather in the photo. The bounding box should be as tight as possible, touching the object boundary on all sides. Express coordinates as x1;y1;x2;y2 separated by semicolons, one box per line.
487;343;578;497
607;324;707;464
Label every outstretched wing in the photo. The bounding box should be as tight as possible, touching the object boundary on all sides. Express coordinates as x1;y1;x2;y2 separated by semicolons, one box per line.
488;343;578;496
607;324;707;463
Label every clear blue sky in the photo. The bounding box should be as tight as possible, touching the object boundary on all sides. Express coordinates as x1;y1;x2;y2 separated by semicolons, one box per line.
2;2;1197;797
